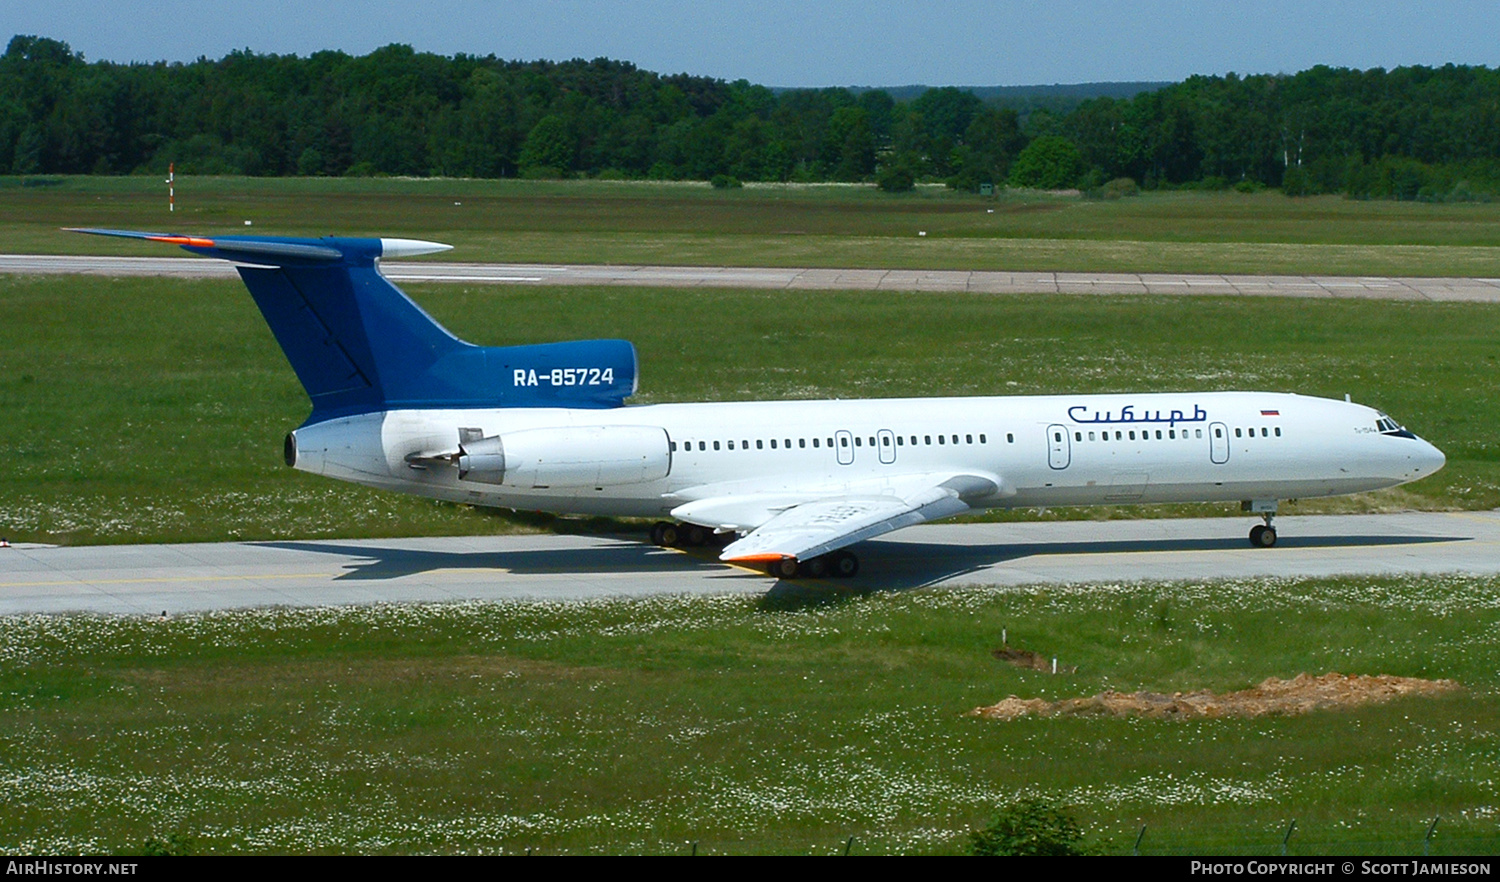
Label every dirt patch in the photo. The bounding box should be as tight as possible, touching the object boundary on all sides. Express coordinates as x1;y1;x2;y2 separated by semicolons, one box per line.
992;647;1077;674
970;672;1461;721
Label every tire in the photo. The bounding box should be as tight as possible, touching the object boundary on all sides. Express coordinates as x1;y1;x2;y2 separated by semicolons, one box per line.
652;521;680;547
830;550;859;578
771;557;800;579
1249;524;1277;548
682;523;711;547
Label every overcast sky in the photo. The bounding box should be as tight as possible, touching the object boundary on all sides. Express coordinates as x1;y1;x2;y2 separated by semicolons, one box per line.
4;1;1498;87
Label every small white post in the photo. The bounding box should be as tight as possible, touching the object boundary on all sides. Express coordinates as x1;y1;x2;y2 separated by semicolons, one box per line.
167;162;175;212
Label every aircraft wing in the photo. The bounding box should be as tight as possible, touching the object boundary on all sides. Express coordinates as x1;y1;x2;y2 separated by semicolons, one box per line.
677;473;1002;564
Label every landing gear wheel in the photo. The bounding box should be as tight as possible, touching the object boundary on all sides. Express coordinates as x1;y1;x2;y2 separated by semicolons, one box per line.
681;523;711;547
802;555;829;579
829;550;859;578
1249;524;1278;548
650;521;680;547
771;557;800;580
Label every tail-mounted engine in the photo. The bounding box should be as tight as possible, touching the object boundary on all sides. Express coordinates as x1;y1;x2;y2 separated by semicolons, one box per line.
447;425;672;489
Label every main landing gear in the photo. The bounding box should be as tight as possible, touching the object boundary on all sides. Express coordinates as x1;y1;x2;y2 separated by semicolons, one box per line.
651;520;728;550
1242;500;1279;548
767;550;859;580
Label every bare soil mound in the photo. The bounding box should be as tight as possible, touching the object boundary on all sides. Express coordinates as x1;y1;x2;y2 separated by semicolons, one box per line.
970;672;1460;721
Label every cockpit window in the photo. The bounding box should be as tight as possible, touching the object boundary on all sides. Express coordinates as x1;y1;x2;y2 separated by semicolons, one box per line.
1375;412;1416;439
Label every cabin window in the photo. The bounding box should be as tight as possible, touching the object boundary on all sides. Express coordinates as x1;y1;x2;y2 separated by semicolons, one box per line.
812;438;819;448
1088;431;1096;441
799;438;806;448
840;437;848;448
1196;429;1204;439
938;435;946;445
967;434;974;444
882;436;891;447
1261;427;1268;437
980;434;987;443
670;441;677;451
1234;428;1242;438
713;441;720;450
1074;432;1082;442
1129;431;1136;441
770;439;777;449
910;436;918;445
925;435;932;445
787;439;793;448
827;438;834;447
756;440;764;449
698;441;706;451
742;439;749;450
1006;433;1014;443
728;440;735;450
1275;427;1282;437
855;437;862;447
1155;430;1163;439
896;436;904;446
1169;430;1175;439
951;435;959;444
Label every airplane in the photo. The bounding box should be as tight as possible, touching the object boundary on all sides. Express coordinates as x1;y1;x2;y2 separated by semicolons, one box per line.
69;228;1447;579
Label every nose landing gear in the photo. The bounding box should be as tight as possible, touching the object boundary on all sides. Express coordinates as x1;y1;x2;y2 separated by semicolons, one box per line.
1242;500;1279;548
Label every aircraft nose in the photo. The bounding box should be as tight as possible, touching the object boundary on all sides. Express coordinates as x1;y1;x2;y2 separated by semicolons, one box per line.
1412;437;1446;478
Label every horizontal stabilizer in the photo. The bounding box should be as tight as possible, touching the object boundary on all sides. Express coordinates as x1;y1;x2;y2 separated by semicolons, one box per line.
66;228;449;265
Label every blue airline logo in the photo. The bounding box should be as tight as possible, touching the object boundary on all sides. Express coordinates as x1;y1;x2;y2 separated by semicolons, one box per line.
1067;405;1208;427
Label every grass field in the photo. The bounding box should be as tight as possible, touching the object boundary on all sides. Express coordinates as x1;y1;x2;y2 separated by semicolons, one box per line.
6;175;1500;276
3;177;1499;856
3;576;1497;855
2;275;1496;545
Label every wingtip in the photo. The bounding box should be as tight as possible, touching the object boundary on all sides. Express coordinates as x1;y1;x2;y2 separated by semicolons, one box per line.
723;553;791;563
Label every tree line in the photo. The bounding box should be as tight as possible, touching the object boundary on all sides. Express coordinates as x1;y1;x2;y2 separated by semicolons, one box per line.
5;34;1500;200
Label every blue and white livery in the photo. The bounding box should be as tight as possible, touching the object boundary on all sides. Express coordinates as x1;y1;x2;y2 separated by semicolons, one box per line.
71;229;1446;579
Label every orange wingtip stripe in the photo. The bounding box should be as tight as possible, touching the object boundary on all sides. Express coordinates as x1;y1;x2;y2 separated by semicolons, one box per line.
146;235;216;247
725;553;790;563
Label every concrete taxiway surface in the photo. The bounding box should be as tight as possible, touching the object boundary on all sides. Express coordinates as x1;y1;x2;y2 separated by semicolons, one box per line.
5;254;1500;301
3;511;1497;615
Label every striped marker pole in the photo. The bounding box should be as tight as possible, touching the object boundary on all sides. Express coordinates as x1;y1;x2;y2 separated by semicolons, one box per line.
167;162;174;212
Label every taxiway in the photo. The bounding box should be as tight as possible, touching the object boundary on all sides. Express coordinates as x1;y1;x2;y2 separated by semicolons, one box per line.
2;511;1496;615
4;254;1500;301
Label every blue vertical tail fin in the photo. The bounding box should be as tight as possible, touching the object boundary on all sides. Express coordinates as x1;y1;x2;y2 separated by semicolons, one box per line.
67;229;638;422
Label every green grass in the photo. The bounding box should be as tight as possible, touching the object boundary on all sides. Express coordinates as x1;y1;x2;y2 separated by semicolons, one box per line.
2;576;1497;854
2;275;1496;545
6;175;1500;275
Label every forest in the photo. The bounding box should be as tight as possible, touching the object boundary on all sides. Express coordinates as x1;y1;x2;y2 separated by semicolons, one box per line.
4;34;1500;200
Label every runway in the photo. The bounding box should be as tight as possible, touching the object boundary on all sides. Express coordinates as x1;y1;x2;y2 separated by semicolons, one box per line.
3;511;1497;615
5;253;1500;300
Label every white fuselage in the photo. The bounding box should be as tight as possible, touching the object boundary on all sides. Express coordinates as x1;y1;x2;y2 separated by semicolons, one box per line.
287;391;1445;522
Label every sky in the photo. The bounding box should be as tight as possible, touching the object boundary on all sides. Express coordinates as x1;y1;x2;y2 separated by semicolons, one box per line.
4;0;1499;87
